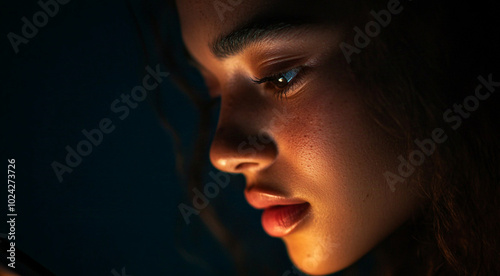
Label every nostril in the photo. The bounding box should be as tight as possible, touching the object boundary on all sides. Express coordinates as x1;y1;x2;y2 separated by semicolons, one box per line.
235;162;259;171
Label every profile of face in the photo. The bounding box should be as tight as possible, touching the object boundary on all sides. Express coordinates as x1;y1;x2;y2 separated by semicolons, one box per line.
176;0;422;274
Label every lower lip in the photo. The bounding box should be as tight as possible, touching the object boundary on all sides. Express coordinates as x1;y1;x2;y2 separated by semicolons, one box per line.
261;203;310;237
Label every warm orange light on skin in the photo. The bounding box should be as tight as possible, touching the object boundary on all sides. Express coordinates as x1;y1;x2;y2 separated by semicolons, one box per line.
176;0;422;274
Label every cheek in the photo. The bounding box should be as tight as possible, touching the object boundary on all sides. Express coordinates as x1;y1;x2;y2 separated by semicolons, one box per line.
279;80;397;197
275;83;419;273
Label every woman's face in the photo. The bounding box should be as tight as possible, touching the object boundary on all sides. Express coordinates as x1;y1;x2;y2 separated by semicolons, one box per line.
176;0;421;274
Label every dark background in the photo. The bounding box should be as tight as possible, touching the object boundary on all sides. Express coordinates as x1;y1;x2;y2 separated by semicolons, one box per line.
5;1;498;276
0;1;295;275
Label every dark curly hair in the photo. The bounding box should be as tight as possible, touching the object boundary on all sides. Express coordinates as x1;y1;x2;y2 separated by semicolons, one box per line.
347;0;500;274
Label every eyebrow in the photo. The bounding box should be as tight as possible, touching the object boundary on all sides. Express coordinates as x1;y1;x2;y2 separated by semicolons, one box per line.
210;17;315;59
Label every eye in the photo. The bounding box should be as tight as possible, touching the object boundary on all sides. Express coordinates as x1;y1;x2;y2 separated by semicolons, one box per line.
252;67;303;100
270;68;300;88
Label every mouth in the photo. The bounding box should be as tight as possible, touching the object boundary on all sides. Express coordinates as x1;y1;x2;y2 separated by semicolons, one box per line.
245;187;311;237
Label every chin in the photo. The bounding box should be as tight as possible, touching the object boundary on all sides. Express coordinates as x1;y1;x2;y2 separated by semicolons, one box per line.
288;251;350;276
283;234;361;276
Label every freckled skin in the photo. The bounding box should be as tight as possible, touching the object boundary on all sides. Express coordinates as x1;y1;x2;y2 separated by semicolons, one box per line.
176;0;422;274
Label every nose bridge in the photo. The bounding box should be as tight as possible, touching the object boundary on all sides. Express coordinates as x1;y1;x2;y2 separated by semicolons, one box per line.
209;81;278;173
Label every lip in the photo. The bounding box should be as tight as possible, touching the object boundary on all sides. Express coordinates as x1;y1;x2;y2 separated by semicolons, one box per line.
245;187;311;237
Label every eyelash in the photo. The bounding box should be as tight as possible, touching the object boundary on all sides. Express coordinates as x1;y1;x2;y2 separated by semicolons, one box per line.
251;67;304;100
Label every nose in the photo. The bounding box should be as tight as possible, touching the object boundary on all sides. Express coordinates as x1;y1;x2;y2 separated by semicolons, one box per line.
209;92;278;174
210;125;278;174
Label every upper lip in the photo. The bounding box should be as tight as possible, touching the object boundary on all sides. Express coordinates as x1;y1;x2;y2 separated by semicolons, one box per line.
244;186;307;209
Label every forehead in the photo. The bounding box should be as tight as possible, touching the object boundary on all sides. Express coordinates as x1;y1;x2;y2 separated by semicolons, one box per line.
175;0;357;59
176;0;263;33
175;0;261;57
